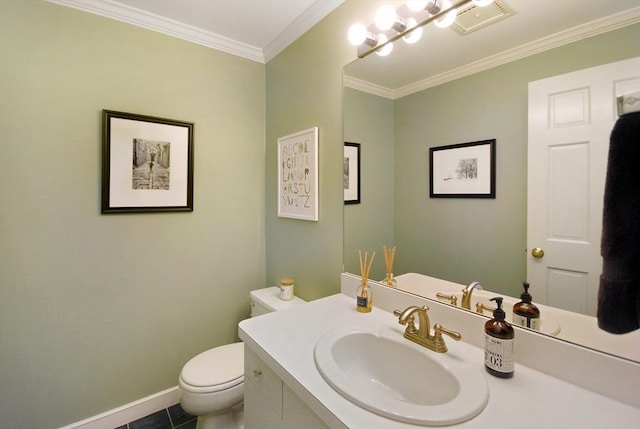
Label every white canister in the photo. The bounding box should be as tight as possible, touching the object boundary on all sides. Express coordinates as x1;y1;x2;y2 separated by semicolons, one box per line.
279;278;294;301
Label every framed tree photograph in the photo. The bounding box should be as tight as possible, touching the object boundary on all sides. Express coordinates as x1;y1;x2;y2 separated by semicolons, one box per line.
344;142;361;204
102;110;194;213
429;139;496;198
277;127;319;221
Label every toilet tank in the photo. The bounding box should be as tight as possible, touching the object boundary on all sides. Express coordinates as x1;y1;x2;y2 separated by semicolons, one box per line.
250;286;306;317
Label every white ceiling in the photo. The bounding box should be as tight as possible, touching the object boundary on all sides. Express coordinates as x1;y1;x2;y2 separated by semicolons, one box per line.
49;0;639;92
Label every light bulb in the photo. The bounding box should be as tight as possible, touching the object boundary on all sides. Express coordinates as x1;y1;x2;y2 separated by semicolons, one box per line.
434;0;457;28
375;34;393;57
348;23;368;46
403;18;422;44
375;5;397;31
406;0;428;11
472;0;493;6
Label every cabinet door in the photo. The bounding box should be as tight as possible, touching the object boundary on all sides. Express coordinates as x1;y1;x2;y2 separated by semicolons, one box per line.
244;381;283;429
282;384;330;429
244;347;283;429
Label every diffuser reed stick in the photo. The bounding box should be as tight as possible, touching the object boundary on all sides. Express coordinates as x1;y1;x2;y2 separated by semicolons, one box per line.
383;245;397;287
358;250;375;285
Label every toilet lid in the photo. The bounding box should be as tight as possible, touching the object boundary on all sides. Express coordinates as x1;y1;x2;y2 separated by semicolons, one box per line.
181;342;244;388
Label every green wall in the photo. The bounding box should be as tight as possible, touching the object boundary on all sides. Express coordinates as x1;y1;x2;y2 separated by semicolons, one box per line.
343;87;395;281
344;24;640;297
0;1;265;427
264;1;369;300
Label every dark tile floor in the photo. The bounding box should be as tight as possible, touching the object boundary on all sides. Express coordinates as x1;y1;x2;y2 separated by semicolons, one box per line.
114;403;196;429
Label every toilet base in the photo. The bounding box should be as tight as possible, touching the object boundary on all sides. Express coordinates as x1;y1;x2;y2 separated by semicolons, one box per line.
195;402;244;429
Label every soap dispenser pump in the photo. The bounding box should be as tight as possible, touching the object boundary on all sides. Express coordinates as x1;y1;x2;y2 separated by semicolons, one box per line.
512;281;540;330
484;297;515;378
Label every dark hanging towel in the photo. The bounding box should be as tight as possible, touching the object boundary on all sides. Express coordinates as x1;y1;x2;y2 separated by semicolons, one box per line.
598;110;640;334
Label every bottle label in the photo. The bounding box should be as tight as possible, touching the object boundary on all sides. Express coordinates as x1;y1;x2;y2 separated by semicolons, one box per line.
513;314;540;330
357;296;368;308
485;334;514;374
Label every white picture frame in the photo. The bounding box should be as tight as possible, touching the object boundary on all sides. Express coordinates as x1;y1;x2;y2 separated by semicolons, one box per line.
277;127;319;221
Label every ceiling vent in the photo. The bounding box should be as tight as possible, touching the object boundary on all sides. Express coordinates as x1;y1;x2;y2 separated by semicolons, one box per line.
452;0;516;35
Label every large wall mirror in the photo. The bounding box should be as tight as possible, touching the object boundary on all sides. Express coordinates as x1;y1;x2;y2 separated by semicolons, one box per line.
343;0;640;362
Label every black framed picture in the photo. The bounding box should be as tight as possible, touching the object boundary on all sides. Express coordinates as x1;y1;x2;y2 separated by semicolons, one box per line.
102;110;194;213
429;139;496;198
344;142;361;204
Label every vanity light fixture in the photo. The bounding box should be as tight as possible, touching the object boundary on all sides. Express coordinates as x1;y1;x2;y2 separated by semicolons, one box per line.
375;5;407;32
348;0;492;58
403;18;423;44
375;34;394;56
434;0;458;28
347;23;378;48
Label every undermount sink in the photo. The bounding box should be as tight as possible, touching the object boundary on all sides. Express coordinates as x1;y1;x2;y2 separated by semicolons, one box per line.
314;326;489;426
450;291;561;336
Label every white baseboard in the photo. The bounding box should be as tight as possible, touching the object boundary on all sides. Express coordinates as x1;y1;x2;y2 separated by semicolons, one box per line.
59;386;180;429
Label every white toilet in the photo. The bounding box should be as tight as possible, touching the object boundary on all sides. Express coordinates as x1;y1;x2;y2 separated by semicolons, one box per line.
178;287;306;429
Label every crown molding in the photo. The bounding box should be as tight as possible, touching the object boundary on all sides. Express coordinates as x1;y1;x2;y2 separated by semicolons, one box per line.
347;7;640;100
343;75;397;99
263;0;345;63
46;0;265;61
46;0;344;63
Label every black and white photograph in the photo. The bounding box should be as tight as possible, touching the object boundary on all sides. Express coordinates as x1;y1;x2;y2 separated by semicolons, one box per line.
132;139;171;190
429;139;496;198
102;110;194;213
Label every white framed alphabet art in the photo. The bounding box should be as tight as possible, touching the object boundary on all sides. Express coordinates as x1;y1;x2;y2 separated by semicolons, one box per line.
277;127;319;221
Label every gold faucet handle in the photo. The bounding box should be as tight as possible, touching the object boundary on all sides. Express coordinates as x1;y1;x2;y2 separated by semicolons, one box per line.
436;293;457;306
430;323;461;353
475;302;496;314
434;323;462;342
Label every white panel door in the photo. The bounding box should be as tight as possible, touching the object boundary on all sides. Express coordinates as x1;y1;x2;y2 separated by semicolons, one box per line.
527;57;640;316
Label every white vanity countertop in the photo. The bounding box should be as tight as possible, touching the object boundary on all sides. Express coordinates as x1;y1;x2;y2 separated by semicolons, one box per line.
239;293;640;429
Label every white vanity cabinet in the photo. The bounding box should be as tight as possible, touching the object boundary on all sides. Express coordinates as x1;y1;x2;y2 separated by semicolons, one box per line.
244;346;329;429
240;291;640;429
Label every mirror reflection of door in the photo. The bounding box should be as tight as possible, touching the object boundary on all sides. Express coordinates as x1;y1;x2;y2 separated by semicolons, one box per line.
527;57;640;316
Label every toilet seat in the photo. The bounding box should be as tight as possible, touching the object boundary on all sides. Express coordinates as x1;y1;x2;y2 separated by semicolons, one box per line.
179;342;244;394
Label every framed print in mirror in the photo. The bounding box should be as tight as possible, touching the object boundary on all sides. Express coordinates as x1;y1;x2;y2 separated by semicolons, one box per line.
102;110;194;213
344;142;361;204
277;127;319;221
429;139;496;198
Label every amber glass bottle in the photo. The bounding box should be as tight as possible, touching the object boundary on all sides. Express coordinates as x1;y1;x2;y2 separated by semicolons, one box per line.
484;297;515;378
512;281;540;330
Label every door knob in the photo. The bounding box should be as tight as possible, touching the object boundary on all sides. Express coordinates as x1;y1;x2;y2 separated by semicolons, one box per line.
531;247;545;258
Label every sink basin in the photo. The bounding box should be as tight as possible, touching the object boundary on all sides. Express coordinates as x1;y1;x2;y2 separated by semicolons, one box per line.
314;327;489;426
449;291;561;336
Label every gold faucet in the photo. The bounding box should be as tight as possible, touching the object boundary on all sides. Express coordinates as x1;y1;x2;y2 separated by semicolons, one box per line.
461;281;483;310
393;305;462;353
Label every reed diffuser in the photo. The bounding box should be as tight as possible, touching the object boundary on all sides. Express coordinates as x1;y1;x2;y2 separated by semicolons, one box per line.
357;250;375;313
383;245;397;287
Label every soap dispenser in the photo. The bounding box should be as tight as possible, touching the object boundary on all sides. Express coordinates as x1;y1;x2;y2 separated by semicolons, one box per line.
512;281;540;331
484;297;515;378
